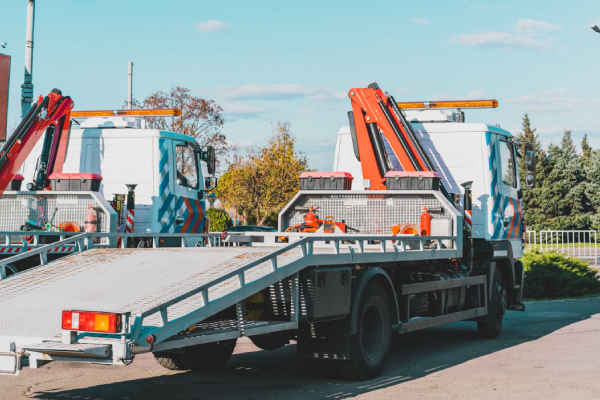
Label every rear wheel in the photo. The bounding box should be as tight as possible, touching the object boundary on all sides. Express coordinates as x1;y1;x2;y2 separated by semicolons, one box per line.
336;280;392;381
155;339;237;371
250;333;290;351
477;269;506;339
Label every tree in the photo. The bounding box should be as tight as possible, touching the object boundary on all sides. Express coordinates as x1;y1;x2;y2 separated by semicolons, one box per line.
215;122;311;226
581;134;592;159
205;208;232;232
538;130;590;230
129;86;231;171
213;167;252;224
516;114;549;229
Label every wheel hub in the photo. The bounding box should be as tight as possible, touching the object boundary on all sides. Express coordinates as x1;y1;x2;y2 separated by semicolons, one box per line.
361;304;384;360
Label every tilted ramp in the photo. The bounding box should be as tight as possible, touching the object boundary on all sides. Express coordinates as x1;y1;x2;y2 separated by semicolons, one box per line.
0;234;461;370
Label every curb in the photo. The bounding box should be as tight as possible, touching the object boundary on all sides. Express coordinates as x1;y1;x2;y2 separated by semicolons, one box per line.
524;296;600;303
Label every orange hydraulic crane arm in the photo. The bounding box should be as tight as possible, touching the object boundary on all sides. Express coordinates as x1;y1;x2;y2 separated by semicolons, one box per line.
348;82;435;190
0;89;73;197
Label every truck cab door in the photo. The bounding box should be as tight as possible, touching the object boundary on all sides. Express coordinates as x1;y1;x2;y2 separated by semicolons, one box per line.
171;140;206;233
492;136;524;255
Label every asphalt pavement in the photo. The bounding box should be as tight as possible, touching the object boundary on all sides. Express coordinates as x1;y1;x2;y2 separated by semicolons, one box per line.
2;298;600;399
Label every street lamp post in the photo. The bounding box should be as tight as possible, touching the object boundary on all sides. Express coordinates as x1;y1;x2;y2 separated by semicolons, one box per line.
21;0;35;119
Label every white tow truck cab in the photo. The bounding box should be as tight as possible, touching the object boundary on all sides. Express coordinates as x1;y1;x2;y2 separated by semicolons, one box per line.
334;109;525;259
3;116;213;241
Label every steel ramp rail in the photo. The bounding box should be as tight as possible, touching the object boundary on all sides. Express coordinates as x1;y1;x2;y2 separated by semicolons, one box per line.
0;232;225;279
0;234;460;365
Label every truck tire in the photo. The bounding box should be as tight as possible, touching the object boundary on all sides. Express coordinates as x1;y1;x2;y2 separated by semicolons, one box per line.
409;293;428;317
337;280;392;380
154;339;237;371
250;333;290;351
477;270;506;339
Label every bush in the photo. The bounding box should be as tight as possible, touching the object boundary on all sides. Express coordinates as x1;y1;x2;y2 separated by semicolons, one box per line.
205;208;232;232
523;250;600;299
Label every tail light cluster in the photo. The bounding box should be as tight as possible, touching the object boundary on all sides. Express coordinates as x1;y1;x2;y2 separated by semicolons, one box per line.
62;310;122;333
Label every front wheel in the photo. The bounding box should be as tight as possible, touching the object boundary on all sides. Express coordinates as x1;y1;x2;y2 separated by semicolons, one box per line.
477;268;506;339
337;280;392;380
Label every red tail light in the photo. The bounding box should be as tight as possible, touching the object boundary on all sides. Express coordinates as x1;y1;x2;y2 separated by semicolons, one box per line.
62;310;122;333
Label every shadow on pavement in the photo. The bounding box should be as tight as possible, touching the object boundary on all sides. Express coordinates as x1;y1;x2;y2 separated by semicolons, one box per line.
31;299;600;400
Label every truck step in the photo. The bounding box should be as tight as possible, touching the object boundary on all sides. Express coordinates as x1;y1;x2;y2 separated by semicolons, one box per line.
23;342;111;359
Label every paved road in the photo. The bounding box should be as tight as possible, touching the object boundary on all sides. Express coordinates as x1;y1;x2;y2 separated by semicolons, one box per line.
2;299;600;399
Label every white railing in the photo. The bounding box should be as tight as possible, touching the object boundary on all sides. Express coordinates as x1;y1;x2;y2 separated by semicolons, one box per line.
527;230;597;265
526;230;536;250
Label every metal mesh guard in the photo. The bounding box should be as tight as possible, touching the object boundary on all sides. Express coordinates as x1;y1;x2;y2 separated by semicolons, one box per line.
0;194;109;235
285;193;450;234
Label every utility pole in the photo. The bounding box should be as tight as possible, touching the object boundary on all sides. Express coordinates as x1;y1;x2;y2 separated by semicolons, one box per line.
127;62;133;109
21;0;35;119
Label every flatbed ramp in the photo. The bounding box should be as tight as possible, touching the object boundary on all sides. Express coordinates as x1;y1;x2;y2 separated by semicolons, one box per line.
0;234;461;373
0;246;305;341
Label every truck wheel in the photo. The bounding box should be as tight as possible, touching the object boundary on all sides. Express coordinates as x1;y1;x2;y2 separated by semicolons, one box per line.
337;280;392;381
409;293;428;317
477;270;506;339
250;333;290;351
154;339;237;371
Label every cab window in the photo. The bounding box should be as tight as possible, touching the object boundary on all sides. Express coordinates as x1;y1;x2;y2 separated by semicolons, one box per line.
500;140;517;188
176;145;199;189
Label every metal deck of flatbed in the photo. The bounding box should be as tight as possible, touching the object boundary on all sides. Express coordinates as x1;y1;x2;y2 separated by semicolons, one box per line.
0;233;463;373
0;246;303;339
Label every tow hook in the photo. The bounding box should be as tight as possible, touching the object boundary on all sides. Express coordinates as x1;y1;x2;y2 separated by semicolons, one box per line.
130;334;155;355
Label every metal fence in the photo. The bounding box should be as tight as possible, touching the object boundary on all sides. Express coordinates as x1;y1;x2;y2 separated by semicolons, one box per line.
526;230;537;250
526;230;598;265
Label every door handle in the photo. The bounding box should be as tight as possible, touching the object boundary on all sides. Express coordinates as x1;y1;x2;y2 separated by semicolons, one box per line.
503;216;511;227
175;218;184;225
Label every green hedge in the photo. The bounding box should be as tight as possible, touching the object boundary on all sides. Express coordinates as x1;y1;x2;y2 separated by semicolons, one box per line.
205;208;232;232
523;250;600;299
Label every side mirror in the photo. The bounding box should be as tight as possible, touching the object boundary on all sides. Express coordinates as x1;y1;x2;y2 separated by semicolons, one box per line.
524;142;535;173
526;173;535;188
204;146;216;176
205;176;218;190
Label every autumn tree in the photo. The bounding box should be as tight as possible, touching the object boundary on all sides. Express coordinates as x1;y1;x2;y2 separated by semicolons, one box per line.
128;86;231;171
215;122;310;226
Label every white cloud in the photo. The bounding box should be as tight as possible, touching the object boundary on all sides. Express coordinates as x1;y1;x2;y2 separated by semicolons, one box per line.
411;17;430;26
515;19;562;33
195;20;230;34
175;23;184;29
216;84;345;102
449;32;553;50
449;19;561;51
221;102;266;120
506;87;600;113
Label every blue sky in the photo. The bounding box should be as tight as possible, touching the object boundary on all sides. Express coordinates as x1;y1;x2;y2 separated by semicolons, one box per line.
1;0;599;170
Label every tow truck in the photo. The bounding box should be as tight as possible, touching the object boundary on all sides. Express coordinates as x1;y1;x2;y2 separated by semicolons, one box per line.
0;90;216;273
0;83;535;380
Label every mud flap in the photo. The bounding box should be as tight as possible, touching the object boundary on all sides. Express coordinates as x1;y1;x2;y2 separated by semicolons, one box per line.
296;319;351;360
